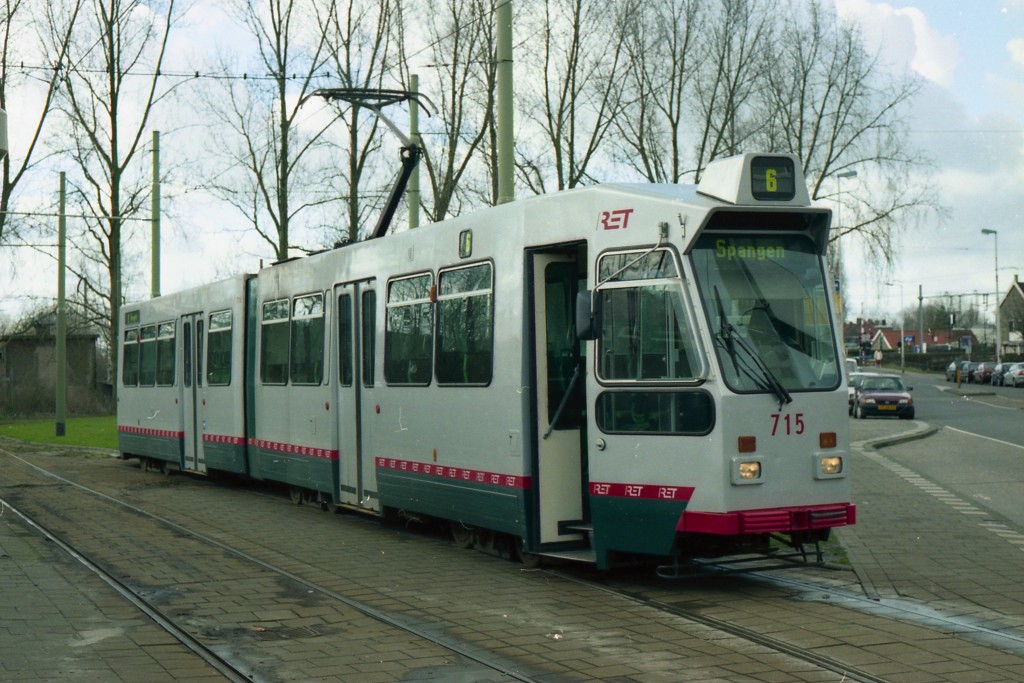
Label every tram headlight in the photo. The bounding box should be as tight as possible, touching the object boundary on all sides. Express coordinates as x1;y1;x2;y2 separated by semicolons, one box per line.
814;454;845;479
739;462;761;479
731;456;764;485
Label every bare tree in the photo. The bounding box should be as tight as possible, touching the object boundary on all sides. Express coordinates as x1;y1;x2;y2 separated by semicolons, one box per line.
49;0;177;385
691;0;773;179
206;0;338;261
395;0;496;221
611;0;702;184
321;0;398;243
756;2;939;276
0;0;83;244
517;0;634;193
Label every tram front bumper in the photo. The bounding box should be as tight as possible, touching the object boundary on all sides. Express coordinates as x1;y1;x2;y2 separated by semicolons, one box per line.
677;503;856;535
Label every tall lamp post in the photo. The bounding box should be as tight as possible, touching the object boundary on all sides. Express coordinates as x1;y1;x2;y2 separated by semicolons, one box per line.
981;228;1000;363
834;170;857;326
886;281;905;373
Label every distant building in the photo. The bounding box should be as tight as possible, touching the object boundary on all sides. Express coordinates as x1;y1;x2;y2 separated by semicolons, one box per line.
999;275;1024;355
845;318;978;355
0;312;105;416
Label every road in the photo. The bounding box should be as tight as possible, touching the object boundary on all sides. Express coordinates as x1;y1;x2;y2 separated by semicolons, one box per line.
853;369;1024;529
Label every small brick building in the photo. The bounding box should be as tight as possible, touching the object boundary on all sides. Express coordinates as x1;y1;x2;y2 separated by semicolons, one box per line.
0;315;105;416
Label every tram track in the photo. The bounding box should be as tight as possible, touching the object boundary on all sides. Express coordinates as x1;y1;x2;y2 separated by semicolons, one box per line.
0;448;542;683
548;567;891;683
0;493;254;683
7;446;1024;682
548;559;1024;683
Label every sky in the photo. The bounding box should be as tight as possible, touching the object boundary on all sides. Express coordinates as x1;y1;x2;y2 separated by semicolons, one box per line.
2;0;1024;332
829;0;1024;327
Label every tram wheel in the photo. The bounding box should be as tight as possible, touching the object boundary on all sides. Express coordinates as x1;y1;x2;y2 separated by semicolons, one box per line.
450;521;475;549
515;537;542;569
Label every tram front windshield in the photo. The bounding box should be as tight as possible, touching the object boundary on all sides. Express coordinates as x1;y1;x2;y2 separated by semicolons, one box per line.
691;232;840;394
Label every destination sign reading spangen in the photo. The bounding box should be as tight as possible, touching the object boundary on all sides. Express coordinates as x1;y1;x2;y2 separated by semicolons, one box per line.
715;239;786;261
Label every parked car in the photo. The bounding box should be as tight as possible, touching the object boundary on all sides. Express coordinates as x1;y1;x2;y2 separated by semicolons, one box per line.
991;363;1008;386
1004;363;1024;387
848;371;872;415
972;362;995;384
945;361;960;382
853;374;914;419
960;360;978;383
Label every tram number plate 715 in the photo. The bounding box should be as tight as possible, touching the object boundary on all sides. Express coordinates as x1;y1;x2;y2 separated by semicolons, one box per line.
770;413;805;436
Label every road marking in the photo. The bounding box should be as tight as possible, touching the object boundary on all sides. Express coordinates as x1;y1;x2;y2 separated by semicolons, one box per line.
944;426;1024;451
857;440;1024;552
935;385;1021;411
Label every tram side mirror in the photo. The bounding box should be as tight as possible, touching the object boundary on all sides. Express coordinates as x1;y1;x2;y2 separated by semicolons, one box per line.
576;290;601;341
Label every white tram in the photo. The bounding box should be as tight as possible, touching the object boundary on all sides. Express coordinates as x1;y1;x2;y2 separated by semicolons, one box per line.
118;153;854;570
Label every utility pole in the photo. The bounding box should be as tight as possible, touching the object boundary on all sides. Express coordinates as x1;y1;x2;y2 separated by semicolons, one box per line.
496;0;514;205
408;75;420;229
918;285;924;354
151;130;161;299
56;172;67;437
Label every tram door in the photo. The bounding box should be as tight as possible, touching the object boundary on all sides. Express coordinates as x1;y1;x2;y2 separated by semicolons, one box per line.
531;253;585;545
181;312;207;473
334;280;378;509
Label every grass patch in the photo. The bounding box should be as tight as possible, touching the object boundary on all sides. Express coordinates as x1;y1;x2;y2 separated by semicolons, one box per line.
0;415;118;450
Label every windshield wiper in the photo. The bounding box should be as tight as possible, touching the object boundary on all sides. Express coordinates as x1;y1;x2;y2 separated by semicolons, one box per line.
712;286;792;409
713;286;740;376
732;332;792;409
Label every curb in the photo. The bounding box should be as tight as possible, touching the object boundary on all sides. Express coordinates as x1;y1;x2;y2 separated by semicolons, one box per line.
860;421;940;451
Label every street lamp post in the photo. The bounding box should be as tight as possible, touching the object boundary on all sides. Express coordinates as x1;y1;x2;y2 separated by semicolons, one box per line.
981;229;1000;363
886;281;905;374
834;170;857;325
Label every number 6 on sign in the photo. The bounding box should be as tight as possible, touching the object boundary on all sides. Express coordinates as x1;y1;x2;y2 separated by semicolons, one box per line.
765;168;777;192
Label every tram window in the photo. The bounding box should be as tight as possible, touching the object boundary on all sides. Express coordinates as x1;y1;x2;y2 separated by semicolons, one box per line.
138;325;157;386
595;391;714;435
290;293;325;385
207;310;232;385
156;321;176;386
122;328;140;386
183;322;192;389
338;294;353;387
196;319;205;387
596;249;701;383
436;263;493;385
261;299;289;385
362;290;376;387
385;274;433;385
545;262;582;428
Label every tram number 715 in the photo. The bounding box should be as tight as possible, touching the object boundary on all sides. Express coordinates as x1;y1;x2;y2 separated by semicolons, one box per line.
770;412;805;436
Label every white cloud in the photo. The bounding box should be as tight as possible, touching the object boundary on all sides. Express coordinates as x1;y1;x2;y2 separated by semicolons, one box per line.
1009;38;1024;68
833;0;960;88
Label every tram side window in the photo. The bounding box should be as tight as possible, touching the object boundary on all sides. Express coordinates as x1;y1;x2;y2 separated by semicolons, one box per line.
290;293;325;385
156;321;176;386
338;294;353;386
261;299;289;385
122;328;140;386
362;290;376;387
138;325;157;386
597;250;700;383
436;263;493;385
207;310;232;385
596;391;714;435
385;274;432;385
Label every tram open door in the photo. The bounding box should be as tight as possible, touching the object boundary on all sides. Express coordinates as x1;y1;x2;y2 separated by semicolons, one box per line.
530;248;590;555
